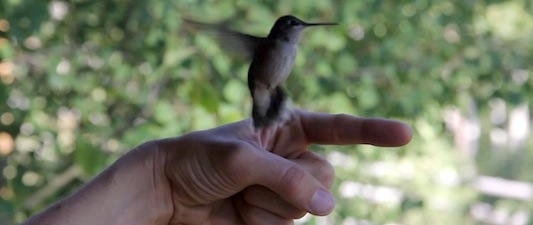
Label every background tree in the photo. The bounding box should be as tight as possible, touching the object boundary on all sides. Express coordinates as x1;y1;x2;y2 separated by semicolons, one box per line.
1;0;532;224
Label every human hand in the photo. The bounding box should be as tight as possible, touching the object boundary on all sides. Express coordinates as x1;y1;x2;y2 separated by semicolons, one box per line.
153;109;412;225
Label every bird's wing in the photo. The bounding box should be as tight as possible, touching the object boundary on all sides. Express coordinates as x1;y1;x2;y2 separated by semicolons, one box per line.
183;19;266;59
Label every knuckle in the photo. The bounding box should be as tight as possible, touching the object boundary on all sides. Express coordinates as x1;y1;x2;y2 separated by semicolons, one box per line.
243;186;307;220
280;165;307;195
242;186;261;204
328;116;343;143
241;205;294;225
215;142;255;184
292;211;307;219
282;207;308;219
302;152;336;188
314;160;335;188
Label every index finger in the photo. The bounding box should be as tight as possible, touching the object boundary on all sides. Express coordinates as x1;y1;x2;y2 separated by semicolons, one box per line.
298;110;413;147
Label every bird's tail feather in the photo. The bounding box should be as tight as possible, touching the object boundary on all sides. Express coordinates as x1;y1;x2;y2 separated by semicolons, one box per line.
252;86;290;128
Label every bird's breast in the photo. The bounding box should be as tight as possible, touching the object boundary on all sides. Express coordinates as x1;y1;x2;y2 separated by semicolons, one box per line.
249;43;297;88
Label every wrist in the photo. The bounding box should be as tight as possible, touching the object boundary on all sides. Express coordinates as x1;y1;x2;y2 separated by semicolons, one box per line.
22;141;174;225
130;141;174;224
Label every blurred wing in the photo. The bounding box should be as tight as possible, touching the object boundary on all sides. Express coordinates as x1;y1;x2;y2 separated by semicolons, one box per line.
184;19;266;59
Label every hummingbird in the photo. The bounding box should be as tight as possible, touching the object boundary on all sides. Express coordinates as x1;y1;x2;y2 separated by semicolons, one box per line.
185;15;337;129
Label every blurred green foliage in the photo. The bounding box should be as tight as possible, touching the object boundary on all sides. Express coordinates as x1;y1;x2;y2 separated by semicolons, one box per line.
1;0;532;224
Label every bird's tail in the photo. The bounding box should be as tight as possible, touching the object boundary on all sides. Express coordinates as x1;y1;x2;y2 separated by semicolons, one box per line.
252;86;291;128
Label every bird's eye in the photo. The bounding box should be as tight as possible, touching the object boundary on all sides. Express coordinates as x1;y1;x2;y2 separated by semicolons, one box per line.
288;20;298;26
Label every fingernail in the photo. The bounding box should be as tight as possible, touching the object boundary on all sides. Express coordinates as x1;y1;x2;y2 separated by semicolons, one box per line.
309;188;335;215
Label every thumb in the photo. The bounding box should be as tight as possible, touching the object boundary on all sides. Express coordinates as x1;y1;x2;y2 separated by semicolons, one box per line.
248;151;336;216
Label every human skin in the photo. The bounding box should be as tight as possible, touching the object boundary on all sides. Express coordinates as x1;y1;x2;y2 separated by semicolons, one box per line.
22;109;412;225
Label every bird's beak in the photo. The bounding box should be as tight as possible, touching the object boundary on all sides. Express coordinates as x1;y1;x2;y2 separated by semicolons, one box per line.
304;22;338;27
